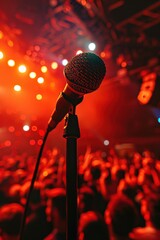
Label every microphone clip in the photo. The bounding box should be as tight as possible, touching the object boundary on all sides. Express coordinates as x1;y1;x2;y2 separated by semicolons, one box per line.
62;92;83;107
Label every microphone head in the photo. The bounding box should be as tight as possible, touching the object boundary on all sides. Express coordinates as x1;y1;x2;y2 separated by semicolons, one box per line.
64;52;106;94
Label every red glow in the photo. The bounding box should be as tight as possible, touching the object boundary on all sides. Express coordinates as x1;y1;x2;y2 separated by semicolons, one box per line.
7;40;14;47
8;126;15;133
29;139;36;145
31;125;38;131
4;140;11;147
121;61;127;68
38;130;45;136
37;139;43;145
20;114;26;120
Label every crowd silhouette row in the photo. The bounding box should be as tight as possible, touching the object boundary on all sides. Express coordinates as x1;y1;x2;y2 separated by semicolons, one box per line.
0;146;160;240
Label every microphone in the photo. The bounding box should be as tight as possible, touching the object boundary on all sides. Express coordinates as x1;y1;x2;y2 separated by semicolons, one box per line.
47;52;106;132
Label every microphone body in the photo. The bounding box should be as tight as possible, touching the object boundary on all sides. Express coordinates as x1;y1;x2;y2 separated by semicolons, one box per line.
48;85;83;131
48;52;106;132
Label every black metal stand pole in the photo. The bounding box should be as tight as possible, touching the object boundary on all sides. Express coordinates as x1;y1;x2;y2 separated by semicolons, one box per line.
63;105;80;240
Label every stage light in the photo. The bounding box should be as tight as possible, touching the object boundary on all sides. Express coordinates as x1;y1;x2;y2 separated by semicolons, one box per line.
14;85;21;92
41;65;48;73
0;51;4;59
88;42;96;51
37;77;44;84
158;118;160;123
23;125;30;131
8;59;15;67
29;72;36;78
62;59;68;66
36;94;43;100
51;62;58;69
18;64;27;73
104;140;110;146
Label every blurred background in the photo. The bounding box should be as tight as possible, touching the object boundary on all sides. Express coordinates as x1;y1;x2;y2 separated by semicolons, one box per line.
0;0;160;157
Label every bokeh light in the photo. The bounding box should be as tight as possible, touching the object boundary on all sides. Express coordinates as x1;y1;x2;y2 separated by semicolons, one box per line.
31;125;38;131
37;139;43;145
104;139;110;146
29;139;36;146
14;85;21;92
18;64;27;73
4;140;11;147
62;59;68;66
8;126;15;133
51;62;58;69
23;125;30;131
29;72;37;79
88;42;96;51
38;129;45;136
36;94;43;100
8;59;15;67
41;66;48;73
37;77;44;84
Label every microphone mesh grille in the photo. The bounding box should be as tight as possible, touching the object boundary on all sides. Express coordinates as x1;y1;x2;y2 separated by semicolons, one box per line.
64;52;106;94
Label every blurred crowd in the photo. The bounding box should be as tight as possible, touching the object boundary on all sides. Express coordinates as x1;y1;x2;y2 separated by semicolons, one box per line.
0;146;160;240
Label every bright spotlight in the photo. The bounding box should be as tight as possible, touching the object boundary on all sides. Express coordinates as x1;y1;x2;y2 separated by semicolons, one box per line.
29;72;37;79
18;65;27;73
88;42;96;51
62;59;68;66
14;85;21;92
104;140;110;146
23;125;30;131
8;59;15;67
37;77;44;84
41;66;48;73
51;62;58;69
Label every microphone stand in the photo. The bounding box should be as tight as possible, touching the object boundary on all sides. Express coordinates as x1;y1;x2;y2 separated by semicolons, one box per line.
63;100;82;240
